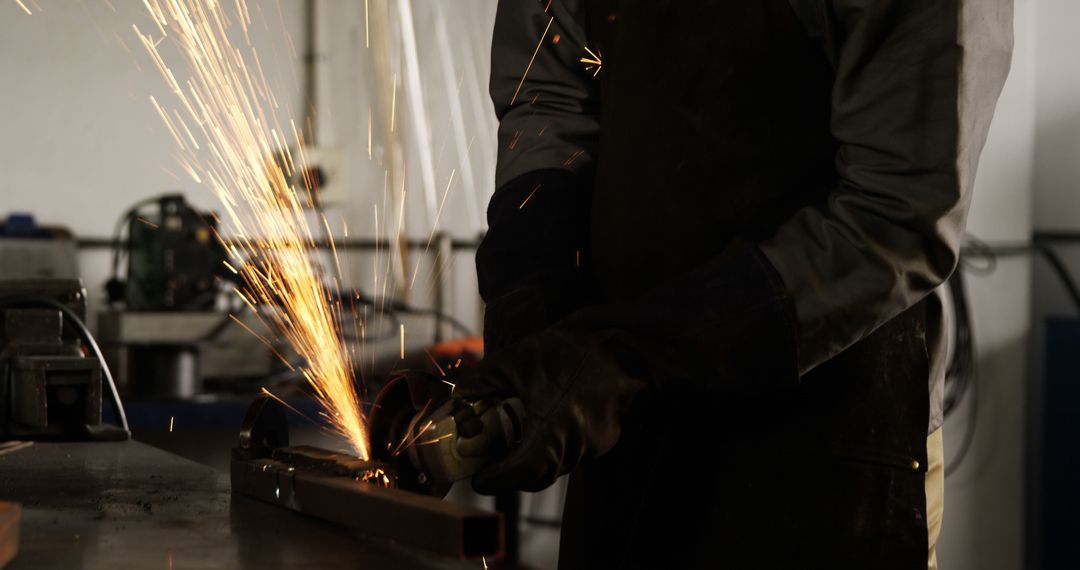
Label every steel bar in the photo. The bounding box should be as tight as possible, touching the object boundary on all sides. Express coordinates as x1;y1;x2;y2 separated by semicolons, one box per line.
231;450;503;560
76;237;481;251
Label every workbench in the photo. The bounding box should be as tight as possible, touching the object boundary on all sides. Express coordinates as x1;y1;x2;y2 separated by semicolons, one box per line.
0;440;485;569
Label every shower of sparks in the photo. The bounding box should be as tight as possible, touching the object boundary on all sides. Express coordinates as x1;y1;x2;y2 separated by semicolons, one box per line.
580;46;603;77
360;467;391;487
134;0;370;460
13;0;31;15
510;16;554;105
392;418;435;457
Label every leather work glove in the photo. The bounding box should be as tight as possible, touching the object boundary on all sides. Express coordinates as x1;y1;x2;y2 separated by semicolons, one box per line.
454;322;645;495
457;240;801;494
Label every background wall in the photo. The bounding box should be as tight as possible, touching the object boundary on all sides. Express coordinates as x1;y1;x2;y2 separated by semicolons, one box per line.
1029;0;1080;568
936;1;1034;568
1034;0;1080;232
0;0;304;319
0;0;498;335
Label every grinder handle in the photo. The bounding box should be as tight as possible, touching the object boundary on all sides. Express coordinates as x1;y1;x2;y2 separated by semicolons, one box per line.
455;397;525;459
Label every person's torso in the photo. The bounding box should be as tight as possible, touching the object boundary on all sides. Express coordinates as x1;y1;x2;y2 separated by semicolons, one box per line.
586;0;836;302
561;2;933;567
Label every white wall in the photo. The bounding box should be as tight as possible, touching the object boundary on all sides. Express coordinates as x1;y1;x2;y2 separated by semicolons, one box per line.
1033;0;1080;231
312;0;498;329
1028;1;1080;568
0;0;304;319
939;1;1035;569
0;0;497;334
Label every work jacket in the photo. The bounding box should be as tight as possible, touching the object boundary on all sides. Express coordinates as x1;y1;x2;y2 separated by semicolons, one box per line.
476;1;1013;567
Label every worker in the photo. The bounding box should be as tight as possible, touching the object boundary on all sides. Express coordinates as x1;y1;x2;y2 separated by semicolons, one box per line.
455;1;1014;568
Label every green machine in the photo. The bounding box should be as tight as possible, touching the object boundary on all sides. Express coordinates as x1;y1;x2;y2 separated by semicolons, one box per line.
112;194;225;312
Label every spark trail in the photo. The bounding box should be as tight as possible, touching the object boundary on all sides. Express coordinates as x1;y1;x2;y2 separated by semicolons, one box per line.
134;0;370;459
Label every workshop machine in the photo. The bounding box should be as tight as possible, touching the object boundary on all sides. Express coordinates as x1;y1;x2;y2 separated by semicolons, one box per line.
230;371;523;561
0;279;128;441
108;193;226;312
99;194;263;399
0;213;80;281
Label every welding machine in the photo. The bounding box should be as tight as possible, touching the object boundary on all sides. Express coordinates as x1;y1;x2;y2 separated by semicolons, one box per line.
112;194;226;312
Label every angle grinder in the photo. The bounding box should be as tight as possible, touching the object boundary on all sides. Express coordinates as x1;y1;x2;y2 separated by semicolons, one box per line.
368;371;524;496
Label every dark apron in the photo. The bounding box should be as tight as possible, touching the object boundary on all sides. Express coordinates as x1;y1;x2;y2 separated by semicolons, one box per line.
558;1;931;567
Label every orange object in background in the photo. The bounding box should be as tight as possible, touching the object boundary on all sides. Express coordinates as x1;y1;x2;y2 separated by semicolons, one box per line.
0;501;20;569
430;336;484;359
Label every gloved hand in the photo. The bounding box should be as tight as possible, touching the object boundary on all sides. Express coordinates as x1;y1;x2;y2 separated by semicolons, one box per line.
457;239;800;495
454;322;646;494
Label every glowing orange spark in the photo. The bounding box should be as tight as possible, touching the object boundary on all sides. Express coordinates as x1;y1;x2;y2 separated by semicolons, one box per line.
510;16;554;105
415;433;453;446
519;183;542;209
424;348;447;377
168;416;174;432
136;0;370;459
395;419;434;455
564;149;585;166
361;467;391;487
260;387;320;426
581;46;603;77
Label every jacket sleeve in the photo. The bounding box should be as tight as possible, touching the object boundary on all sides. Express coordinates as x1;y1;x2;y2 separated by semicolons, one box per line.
478;0;600;353
758;0;1014;374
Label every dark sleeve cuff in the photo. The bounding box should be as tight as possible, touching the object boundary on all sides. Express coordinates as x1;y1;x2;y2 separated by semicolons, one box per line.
476;168;594;353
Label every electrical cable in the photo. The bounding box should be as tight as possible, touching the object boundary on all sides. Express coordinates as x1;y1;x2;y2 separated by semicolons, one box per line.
1033;240;1080;314
943;269;977;476
0;295;129;433
943;269;975;417
944;234;1080;475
